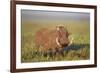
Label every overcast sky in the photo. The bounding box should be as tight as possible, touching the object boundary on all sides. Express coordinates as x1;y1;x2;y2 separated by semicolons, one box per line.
21;9;90;23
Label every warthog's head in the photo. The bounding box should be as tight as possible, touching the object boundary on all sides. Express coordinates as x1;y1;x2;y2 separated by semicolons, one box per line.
56;25;70;48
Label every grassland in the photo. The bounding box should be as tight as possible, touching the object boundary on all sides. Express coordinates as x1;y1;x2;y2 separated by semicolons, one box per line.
21;21;90;63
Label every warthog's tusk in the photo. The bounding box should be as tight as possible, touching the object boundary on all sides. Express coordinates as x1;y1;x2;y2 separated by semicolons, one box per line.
56;37;62;47
68;36;73;46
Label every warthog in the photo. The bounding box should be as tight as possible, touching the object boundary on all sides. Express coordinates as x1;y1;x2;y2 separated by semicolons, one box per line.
34;25;70;55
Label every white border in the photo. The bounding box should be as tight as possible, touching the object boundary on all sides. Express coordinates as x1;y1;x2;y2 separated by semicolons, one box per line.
16;5;95;69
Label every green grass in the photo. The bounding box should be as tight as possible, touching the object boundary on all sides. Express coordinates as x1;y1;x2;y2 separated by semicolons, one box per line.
21;21;90;63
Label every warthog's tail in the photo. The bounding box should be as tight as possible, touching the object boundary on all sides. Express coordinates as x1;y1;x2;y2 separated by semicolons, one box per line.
68;36;74;46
